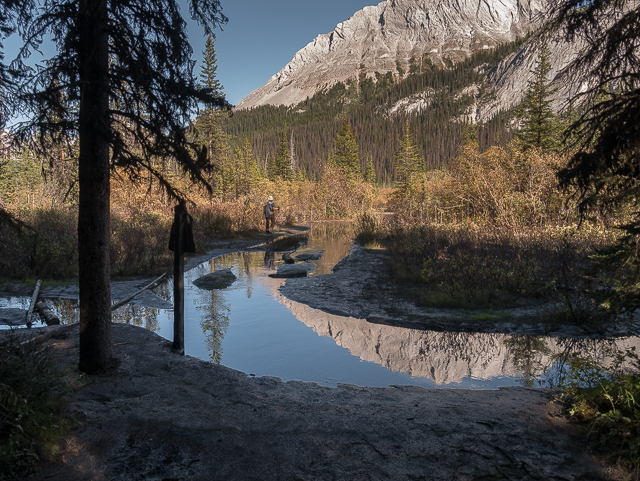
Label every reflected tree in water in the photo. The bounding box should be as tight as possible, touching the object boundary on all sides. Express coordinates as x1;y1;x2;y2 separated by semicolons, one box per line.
413;331;508;384
153;283;172;303
49;299;79;325
112;305;160;332
196;289;230;364
543;337;622;388
264;251;276;271
504;335;551;387
308;223;355;270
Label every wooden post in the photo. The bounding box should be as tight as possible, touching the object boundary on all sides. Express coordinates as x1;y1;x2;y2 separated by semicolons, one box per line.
172;204;186;354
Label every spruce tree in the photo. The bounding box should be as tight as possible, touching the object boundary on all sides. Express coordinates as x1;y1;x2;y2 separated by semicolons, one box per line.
548;0;640;309
197;35;228;196
7;0;228;373
516;40;559;151
364;156;377;184
394;121;422;188
233;138;260;197
274;130;294;181
200;36;224;101
333;117;361;180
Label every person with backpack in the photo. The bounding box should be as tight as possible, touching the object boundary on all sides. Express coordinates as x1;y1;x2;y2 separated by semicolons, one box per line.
264;195;279;234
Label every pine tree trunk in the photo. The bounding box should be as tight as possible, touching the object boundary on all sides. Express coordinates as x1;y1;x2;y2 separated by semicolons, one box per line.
77;0;113;373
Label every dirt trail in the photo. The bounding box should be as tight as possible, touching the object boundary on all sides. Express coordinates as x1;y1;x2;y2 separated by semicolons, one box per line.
16;322;606;481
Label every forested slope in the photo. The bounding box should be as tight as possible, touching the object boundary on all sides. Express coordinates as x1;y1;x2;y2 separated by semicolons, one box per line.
223;39;527;183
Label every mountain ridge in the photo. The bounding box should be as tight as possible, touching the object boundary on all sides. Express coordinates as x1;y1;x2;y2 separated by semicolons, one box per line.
236;0;545;111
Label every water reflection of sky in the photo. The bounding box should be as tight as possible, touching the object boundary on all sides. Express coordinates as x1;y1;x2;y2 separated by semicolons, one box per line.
3;223;639;389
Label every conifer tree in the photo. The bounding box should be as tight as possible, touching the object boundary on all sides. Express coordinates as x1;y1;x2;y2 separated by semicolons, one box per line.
548;0;640;309
266;154;276;181
364;156;377;185
197;35;228;195
516;40;559;150
274;130;294;181
200;36;224;101
233;138;260;197
7;0;228;373
394;121;422;188
333;117;361;180
211;142;234;199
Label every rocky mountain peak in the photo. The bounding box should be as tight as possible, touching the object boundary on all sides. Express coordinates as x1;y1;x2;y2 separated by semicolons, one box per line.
236;0;545;110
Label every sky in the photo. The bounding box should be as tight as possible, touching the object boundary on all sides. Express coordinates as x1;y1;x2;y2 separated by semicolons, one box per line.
2;0;378;110
189;0;378;105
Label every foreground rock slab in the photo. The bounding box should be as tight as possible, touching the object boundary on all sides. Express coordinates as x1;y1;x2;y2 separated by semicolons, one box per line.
20;323;604;481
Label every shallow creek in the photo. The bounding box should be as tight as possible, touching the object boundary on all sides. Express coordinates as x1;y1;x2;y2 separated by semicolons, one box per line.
3;222;639;389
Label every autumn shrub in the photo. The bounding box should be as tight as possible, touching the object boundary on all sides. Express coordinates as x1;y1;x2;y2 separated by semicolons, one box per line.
450;142;570;226
0;333;73;479
355;210;381;246
389;142;575;227
0;207;78;280
110;212;172;277
219;173;377;227
192;203;235;239
385;222;614;311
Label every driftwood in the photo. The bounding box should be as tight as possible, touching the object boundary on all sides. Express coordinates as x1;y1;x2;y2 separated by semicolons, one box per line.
25;279;42;328
110;272;168;312
35;300;60;326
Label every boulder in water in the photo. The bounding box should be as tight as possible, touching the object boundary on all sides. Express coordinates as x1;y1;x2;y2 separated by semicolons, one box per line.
269;262;316;278
193;268;237;290
295;250;325;261
282;253;295;264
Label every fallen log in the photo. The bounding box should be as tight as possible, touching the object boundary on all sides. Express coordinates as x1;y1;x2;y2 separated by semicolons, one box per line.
35;300;60;326
25;279;42;328
110;272;168;312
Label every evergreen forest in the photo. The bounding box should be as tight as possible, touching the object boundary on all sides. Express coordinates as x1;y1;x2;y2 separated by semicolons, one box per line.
222;38;528;183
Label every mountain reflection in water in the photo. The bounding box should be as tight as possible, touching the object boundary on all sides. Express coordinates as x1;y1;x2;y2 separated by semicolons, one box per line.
10;223;639;389
279;296;639;387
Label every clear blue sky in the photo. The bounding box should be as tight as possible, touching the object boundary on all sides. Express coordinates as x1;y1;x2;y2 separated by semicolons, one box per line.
191;0;377;105
3;0;377;109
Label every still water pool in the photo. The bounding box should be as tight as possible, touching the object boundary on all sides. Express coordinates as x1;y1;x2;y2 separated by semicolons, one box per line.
3;223;639;389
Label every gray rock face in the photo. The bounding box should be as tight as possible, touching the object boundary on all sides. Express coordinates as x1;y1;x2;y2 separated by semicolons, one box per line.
270;262;316;278
294;251;325;261
236;0;544;110
474;34;588;122
193;268;237;290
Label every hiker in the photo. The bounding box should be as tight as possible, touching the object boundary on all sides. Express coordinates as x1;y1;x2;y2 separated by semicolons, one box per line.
264;195;279;234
